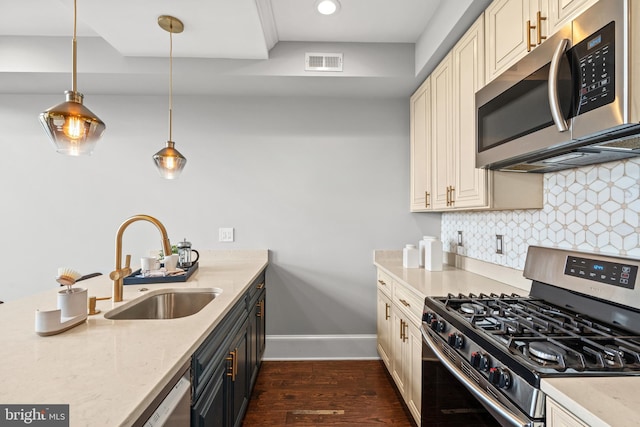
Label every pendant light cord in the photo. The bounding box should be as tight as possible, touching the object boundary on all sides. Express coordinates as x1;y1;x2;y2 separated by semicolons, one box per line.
168;23;173;142
72;0;77;93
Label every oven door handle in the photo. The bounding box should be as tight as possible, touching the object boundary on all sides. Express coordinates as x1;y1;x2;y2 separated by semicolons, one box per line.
548;38;570;132
422;328;535;427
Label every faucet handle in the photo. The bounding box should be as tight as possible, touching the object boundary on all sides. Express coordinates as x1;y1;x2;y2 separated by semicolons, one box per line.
125;254;131;269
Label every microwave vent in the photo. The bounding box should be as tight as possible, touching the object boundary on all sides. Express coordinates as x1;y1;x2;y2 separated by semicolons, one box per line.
597;135;640;150
305;53;343;71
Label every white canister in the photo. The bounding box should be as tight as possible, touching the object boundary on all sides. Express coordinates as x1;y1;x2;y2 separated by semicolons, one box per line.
403;244;420;268
423;236;443;271
418;236;430;268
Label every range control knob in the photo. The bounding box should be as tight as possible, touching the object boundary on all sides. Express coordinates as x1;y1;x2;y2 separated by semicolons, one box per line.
430;319;446;333
488;367;512;389
470;352;491;371
447;333;465;349
423;312;436;324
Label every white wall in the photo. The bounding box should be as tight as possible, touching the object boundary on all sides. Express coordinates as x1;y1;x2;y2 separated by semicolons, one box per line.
0;94;440;346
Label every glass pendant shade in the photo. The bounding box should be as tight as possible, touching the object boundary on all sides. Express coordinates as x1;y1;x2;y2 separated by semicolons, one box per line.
39;91;106;156
153;141;186;179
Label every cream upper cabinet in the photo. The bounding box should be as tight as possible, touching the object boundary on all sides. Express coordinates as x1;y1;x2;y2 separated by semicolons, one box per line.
430;53;454;210
409;12;543;212
546;398;589;427
547;0;598;34
452;15;488;209
486;0;599;83
486;0;549;82
410;77;432;211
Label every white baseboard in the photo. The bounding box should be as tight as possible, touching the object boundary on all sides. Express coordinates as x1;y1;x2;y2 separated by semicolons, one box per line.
263;334;379;360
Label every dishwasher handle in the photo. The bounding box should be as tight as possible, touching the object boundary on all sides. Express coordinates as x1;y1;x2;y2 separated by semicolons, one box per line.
143;373;191;427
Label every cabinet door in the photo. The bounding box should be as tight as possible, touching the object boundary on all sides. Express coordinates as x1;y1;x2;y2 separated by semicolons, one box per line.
191;363;226;427
229;319;249;427
405;320;422;425
486;0;533;82
546;398;589;427
410;77;432;211
452;15;488;209
547;0;597;34
248;289;265;390
376;290;392;369
431;53;454;210
391;309;406;396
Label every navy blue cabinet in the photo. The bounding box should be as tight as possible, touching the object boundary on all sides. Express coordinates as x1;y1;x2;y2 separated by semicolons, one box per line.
191;271;266;427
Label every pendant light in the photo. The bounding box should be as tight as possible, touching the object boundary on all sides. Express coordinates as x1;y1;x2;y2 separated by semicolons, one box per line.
153;15;187;179
39;0;105;156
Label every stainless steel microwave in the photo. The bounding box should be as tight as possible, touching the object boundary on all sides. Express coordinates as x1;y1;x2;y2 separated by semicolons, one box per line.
476;0;640;173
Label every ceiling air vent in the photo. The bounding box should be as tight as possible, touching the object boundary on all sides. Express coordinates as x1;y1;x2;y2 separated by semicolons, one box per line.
305;52;343;71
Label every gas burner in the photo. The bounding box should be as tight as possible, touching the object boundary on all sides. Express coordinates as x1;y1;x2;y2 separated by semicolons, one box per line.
528;341;566;362
460;302;485;315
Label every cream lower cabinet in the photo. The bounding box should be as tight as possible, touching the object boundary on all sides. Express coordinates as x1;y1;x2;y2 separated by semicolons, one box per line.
376;287;392;369
376;269;422;425
546;398;588;427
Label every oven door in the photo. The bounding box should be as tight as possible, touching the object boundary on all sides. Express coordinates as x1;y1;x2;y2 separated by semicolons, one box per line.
421;327;541;427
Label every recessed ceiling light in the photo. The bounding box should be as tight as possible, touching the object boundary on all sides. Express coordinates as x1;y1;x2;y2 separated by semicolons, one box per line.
316;0;340;15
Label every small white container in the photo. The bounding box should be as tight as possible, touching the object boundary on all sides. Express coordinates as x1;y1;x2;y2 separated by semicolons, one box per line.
403;244;420;268
418;236;430;268
423;236;443;271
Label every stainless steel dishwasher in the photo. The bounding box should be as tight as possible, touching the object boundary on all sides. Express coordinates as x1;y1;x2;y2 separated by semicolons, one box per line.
134;362;191;427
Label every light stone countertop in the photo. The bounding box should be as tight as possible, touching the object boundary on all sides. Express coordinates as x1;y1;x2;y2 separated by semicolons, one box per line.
374;250;640;427
0;250;268;427
373;250;529;298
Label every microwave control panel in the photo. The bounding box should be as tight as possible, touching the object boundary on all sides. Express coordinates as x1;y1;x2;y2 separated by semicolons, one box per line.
572;21;616;116
564;255;637;289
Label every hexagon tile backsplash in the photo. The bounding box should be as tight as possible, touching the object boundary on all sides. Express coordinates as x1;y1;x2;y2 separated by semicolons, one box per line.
441;158;640;270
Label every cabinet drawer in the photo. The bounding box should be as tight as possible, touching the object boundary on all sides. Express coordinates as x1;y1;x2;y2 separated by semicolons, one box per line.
192;297;247;402
247;272;266;305
393;284;423;324
377;270;392;298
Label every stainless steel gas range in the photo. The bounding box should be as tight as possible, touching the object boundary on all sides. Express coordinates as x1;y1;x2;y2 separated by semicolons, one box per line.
421;246;640;426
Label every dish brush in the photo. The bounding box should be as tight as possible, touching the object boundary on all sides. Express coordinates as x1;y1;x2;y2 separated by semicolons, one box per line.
56;267;82;292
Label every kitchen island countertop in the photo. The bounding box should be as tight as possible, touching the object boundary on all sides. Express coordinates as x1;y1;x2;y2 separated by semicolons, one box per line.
0;250;268;426
374;250;640;427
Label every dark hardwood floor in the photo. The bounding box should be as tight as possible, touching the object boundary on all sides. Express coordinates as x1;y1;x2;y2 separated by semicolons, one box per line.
242;360;416;426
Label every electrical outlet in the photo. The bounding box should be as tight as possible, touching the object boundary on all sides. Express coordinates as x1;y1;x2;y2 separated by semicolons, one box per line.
219;228;234;242
496;234;503;254
457;231;463;247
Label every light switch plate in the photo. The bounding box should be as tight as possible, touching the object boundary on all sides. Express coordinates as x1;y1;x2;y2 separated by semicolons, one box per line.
219;228;234;242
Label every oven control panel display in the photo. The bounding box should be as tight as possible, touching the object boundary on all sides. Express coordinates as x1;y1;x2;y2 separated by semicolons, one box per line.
564;256;637;289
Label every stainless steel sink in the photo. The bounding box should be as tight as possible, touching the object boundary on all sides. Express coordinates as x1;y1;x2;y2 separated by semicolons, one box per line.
104;288;222;320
